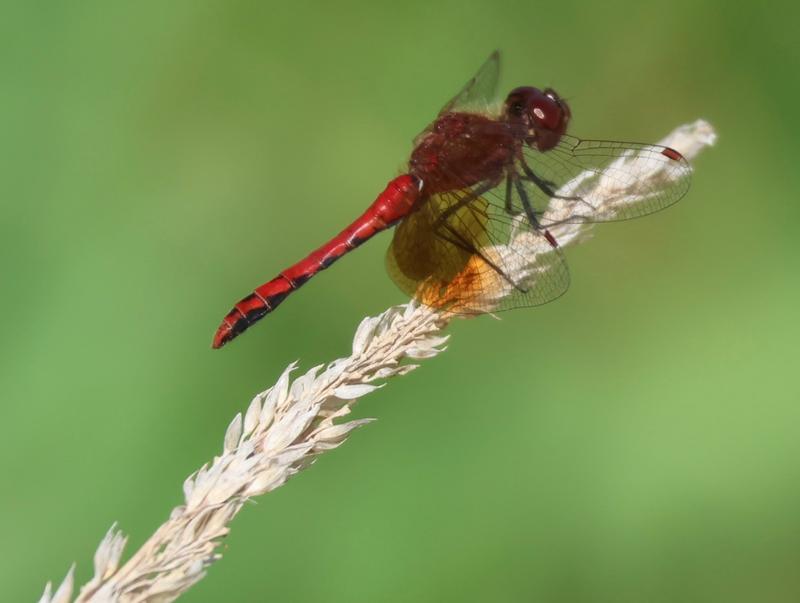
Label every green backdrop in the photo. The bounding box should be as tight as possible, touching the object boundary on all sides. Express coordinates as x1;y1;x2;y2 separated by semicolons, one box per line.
3;0;799;601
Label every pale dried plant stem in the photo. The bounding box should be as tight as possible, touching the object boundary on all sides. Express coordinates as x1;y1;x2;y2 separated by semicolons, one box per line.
39;120;716;603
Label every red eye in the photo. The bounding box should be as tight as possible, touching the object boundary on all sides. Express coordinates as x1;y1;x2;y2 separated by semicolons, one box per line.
504;86;570;151
531;99;560;129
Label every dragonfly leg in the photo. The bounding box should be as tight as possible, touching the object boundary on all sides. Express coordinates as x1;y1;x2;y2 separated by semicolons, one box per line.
511;173;543;229
511;173;559;248
434;180;498;226
428;179;524;292
436;222;524;292
517;155;582;203
516;155;601;229
503;175;522;216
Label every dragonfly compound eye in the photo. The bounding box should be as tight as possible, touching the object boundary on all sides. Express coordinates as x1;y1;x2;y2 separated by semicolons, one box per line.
506;86;570;151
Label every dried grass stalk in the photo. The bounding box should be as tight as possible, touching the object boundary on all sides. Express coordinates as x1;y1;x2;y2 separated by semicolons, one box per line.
39;120;716;603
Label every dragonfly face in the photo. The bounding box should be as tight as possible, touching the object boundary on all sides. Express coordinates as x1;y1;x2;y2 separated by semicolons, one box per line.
503;86;571;151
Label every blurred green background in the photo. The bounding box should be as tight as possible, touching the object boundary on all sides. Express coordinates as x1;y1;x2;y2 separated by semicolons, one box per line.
2;0;799;601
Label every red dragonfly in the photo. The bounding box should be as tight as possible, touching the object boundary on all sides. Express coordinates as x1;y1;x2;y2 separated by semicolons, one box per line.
212;52;691;348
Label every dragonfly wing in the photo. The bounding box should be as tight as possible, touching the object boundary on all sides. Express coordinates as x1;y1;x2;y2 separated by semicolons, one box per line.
387;183;570;315
498;135;692;225
413;52;502;148
439;50;502;115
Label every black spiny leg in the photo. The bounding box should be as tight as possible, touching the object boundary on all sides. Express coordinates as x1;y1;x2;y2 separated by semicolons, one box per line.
517;156;582;202
519;160;559;197
436;223;524;291
435;180;496;225
430;181;524;292
504;175;518;215
512;173;543;230
512;173;560;249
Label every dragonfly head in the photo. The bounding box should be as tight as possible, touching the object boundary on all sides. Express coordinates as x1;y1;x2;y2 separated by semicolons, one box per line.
504;87;571;151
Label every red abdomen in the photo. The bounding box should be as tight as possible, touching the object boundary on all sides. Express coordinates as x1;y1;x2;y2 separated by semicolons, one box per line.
212;174;422;349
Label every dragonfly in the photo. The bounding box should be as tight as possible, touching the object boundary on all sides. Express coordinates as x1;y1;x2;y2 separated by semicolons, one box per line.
212;51;691;348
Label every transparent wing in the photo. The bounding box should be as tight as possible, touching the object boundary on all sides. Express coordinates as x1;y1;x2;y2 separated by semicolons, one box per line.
439;50;501;114
386;184;569;315
413;52;502;146
495;135;692;226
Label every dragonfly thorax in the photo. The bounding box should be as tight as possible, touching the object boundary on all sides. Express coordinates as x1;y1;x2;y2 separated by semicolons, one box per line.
409;112;516;195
